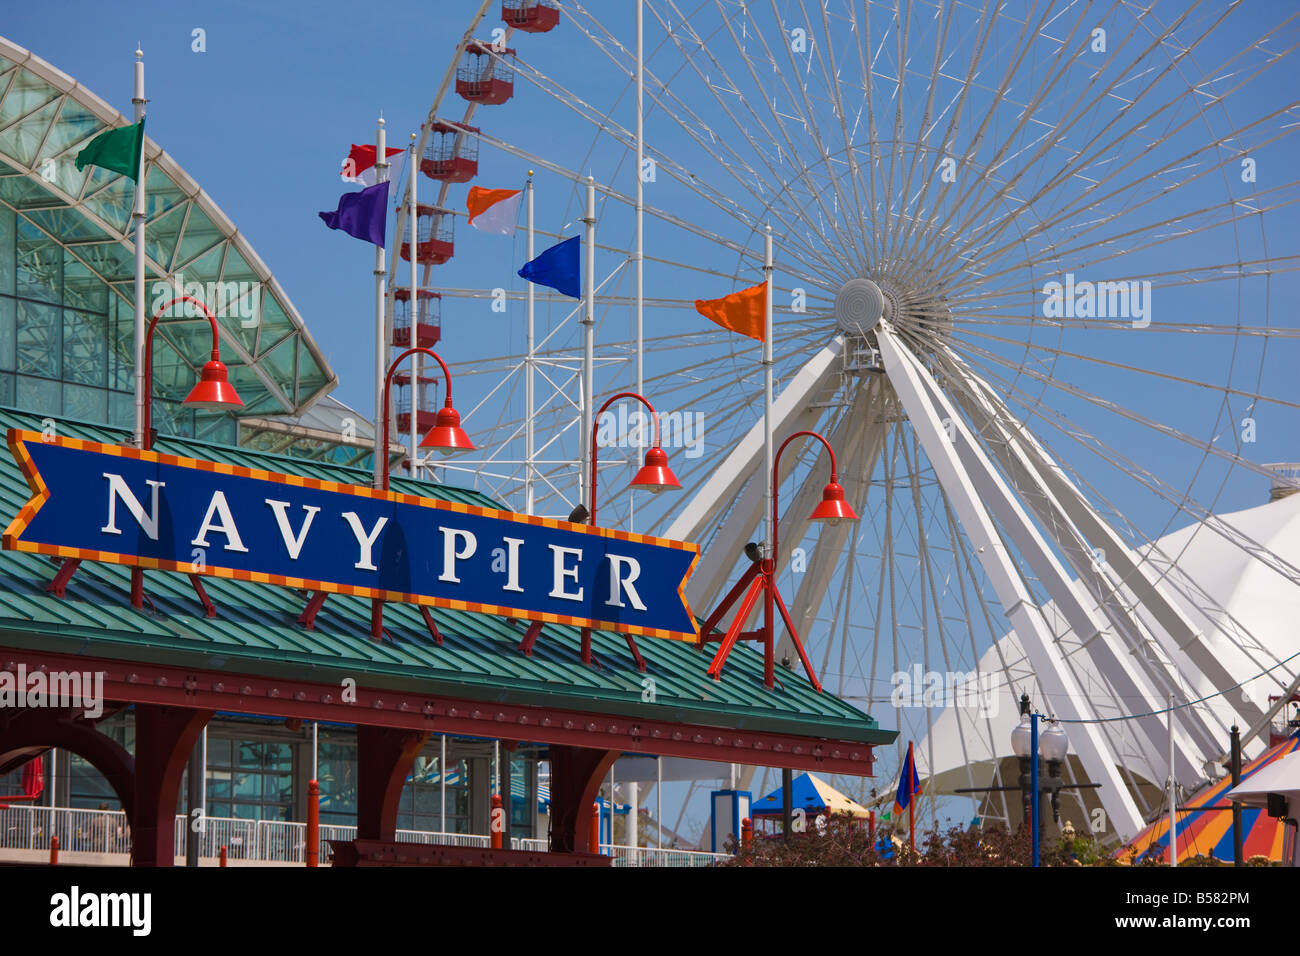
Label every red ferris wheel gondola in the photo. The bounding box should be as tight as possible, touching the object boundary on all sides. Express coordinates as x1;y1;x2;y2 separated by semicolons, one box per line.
392;287;441;349
456;42;516;105
502;0;560;33
399;205;455;265
422;122;479;183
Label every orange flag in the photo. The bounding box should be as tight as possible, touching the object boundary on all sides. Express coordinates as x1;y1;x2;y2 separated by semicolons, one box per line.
693;282;767;342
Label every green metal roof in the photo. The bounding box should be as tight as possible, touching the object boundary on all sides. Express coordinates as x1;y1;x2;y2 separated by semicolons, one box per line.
0;407;893;745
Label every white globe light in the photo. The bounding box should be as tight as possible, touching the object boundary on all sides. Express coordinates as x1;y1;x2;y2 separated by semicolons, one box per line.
1041;722;1069;762
1010;714;1033;758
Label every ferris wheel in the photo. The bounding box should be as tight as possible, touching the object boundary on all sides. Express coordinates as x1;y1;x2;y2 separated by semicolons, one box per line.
395;0;1300;843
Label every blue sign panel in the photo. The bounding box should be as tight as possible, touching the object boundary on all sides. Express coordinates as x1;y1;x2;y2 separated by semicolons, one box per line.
3;431;700;640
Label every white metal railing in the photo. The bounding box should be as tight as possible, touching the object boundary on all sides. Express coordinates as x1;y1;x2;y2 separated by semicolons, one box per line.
0;805;728;866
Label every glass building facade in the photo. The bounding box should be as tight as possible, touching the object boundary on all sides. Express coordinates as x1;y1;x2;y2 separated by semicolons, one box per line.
0;39;335;439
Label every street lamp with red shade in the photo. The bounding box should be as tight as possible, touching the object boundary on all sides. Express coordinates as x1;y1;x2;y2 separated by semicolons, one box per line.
587;390;681;526
700;429;858;690
378;346;473;491
141;296;244;450
369;345;473;641
538;391;680;670
115;295;245;612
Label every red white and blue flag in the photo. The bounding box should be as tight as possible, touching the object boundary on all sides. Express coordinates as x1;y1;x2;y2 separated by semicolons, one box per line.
341;144;403;187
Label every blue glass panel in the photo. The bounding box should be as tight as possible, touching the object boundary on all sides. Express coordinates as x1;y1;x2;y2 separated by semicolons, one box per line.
0;296;13;368
63;309;106;385
15;374;58;415
0;207;13;295
16;300;58;377
62;383;106;422
15;219;60;303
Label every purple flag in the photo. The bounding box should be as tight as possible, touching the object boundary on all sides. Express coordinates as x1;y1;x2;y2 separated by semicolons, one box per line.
319;180;390;247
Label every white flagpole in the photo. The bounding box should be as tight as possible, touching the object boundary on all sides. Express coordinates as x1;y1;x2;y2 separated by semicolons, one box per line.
632;0;645;534
635;0;645;399
762;224;774;559
132;47;148;448
408;132;419;480
372;117;389;489
525;171;536;514
581;176;596;509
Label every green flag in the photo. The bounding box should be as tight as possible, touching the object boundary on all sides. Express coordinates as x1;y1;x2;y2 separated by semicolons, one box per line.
75;117;145;182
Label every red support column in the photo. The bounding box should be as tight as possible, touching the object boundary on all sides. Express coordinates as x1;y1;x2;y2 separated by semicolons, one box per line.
131;705;213;867
490;793;504;850
355;725;428;842
306;779;320;867
547;744;619;854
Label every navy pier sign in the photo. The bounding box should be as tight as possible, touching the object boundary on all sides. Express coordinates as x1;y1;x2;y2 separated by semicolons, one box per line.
3;430;700;641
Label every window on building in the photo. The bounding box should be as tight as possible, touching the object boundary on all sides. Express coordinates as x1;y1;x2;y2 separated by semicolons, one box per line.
205;737;294;821
317;733;357;827
397;755;470;834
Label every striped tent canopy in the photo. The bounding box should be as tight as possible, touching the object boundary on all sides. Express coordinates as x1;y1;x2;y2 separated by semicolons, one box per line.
1119;733;1300;864
751;772;872;819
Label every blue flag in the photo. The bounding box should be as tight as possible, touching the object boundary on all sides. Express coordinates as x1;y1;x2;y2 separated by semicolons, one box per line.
319;180;390;247
518;235;581;299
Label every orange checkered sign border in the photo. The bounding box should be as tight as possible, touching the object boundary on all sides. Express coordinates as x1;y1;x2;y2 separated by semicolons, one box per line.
2;430;700;641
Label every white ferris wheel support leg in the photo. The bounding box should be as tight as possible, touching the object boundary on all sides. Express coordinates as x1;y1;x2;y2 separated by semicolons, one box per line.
950;361;1267;738
664;339;843;610
875;322;1146;839
906;354;1208;785
940;357;1240;758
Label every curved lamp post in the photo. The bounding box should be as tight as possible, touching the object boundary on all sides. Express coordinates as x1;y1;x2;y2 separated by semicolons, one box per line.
701;429;857;689
588;390;681;525
141;296;244;450
367;345;474;641
117;295;244;612
569;391;680;669
378;346;473;491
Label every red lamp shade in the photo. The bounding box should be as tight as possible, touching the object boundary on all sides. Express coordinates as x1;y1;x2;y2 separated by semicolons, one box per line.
183;359;244;411
809;480;857;524
421;404;475;454
630;445;680;493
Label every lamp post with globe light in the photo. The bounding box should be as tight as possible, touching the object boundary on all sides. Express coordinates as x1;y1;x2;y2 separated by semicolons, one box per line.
1009;693;1072;866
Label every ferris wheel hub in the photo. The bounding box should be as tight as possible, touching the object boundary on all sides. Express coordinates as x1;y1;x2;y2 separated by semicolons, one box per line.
833;278;886;335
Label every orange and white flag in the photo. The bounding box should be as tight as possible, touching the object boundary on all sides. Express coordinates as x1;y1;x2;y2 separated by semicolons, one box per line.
693;282;767;341
466;186;523;235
